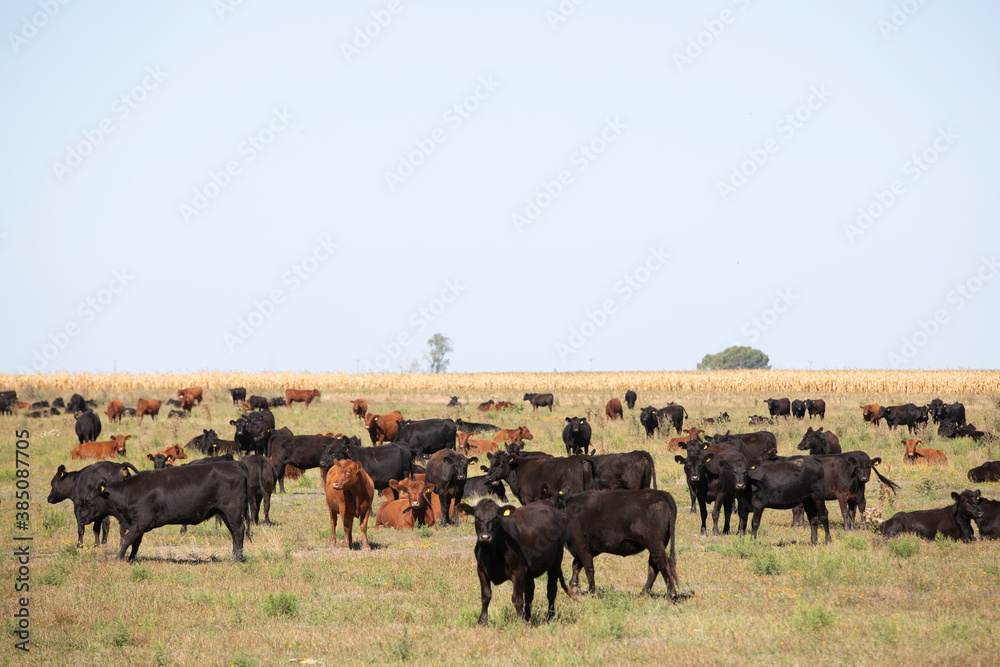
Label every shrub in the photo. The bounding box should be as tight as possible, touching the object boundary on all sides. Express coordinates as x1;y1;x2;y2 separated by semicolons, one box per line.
843;534;867;550
750;549;781;575
796;604;834;631
887;536;920;558
263;592;299;618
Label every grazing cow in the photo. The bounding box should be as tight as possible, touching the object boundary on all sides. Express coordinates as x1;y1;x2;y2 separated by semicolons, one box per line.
320;439;413;499
396;418;458;457
426;449;477;525
791;452;899;530
548;488;679;597
624;390;637;410
605;398;623;420
791;400;806;419
447;396;462;408
455;419;499;435
902;439;947;465
458;431;499;457
590;451;657;491
67;394;87;414
477;399;495;412
667;427;704;451
286;388;320;408
976;497;1000;539
146;453;174;470
268;432;341;493
562;417;592;456
376;477;436;529
242;454;278;524
167;410;188;420
106;400;124;424
968;461;1000;483
805;399;826;419
484;451;595;506
523;393;554;412
796;427;841;455
492;426;534;446
657;404;687;435
929;399;966;426
91;460;251;561
247;395;269;411
71;435;130;460
136;398;163;424
882;490;983;543
229;387;247;405
75;410;102;444
764;398;791;419
350;398;368;420
364;410;404;445
880;404;929;433
48;461;137;547
739;456;831;545
178;387;203;405
457;499;574;625
861;403;881;426
639;406;660;438
324;459;374;550
675;446;749;535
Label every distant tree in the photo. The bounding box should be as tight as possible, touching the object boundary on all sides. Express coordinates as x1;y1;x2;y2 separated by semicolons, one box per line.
425;334;453;374
697;346;770;370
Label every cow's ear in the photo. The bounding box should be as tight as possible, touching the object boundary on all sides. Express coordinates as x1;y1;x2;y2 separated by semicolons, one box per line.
565;417;571;423
456;503;474;517
704;456;712;463
146;454;154;461
467;457;478;465
501;505;516;516
122;467;131;478
916;440;922;446
951;491;960;502
389;480;399;490
872;457;881;466
124;435;131;442
674;455;686;464
57;465;66;477
424;483;435;493
901;440;907;446
166;455;173;462
974;490;981;500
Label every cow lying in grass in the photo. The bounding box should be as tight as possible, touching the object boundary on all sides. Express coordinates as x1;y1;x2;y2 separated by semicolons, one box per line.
882;490;983;542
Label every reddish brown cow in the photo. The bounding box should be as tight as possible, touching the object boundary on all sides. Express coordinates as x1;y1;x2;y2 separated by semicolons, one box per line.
106;399;124;424
458;431;499;457
351;398;368;420
159;444;188;460
178;387;203;404
286;389;321;408
902;439;947;465
606;398;624;420
375;477;436;529
238;400;252;411
365;410;403;445
325;459;374;550
136;399;163;424
493;426;534;445
493;401;514;411
71;435;130;460
180;393;196;414
667;427;706;451
862;403;881;426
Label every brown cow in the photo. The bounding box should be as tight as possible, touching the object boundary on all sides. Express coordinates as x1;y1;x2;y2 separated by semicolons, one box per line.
158;444;188;460
238;400;252;411
71;435;130;460
458;431;499;457
180;393;196;414
902;439;947;465
605;398;624;420
106;399;124;424
286;389;321;408
136;399;163;424
861;404;881;426
493;401;514;411
493;426;534;445
375;477;437;529
351;398;368;420
178;387;203;404
324;459;374;550
365;410;403;445
667;427;706;451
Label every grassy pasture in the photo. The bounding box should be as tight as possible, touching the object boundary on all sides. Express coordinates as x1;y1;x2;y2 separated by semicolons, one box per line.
3;376;1000;666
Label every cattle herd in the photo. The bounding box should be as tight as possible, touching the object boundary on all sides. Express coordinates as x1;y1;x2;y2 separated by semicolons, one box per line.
3;385;997;626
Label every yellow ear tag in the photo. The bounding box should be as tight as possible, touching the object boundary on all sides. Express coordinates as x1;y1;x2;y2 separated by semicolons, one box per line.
98;484;105;492
122;470;129;478
750;466;756;470
502;509;512;516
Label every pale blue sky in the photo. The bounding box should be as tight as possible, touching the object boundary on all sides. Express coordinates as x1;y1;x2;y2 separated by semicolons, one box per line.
2;1;998;374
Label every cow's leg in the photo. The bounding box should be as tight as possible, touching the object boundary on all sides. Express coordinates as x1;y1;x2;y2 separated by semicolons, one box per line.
838;496;851;531
511;572;526;621
750;506;765;539
221;510;246;561
579;551;597;594
76;510;88;547
262;491;272;524
476;567;492;625
721;496;734;535
791;504;804;528
802;500;819;545
359;506;371;551
688;481;697;514
523;576;535;623
342;512;353;549
438;492;451;525
546;568;558;620
818;500;831;544
643;558;660;595
737;501;749;535
569;555;583;590
698;496;708;536
328;507;339;547
846;498;857;531
711;495;727;536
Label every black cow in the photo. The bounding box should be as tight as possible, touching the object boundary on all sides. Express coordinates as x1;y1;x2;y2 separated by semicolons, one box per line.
939;420;985;441
269;397;286;408
91;460;251;561
242;454;277;524
426;449;477;525
122;408;137;418
657;404;687;435
75;410;102;444
624;390;637;410
320;440;413;498
706;431;779;466
484;451;594;506
791;400;806;419
29;400;49;409
740;456;831;545
791;452;899;530
590;451;657;491
447;396;462;408
0;397;13;415
168;410;188;419
764;398;791;418
166;398;182;408
247;395;269;411
547;488;679;597
796;427;841;455
523;393;554;412
67;394;87;414
562;417;592;455
805;399;826;419
976;497;1000;539
457;499;574;625
48;461;138;547
455;419;499;435
146;453;174;470
395;418;457;457
465;474;509;502
268;432;341;493
1;390;17;402
186;429;220;456
748;415;773;426
52;397;65;408
639;406;660;437
230;410;276;456
929;399;966;426
879;404;929;433
882;490;983;543
210;438;241;456
675;446;749;536
968;461;1000;483
229;387;247;405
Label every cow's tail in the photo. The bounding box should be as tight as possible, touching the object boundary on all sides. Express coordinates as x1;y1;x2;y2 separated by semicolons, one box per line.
683;408;689;419
240;461;253;543
643;450;658;490
666;495;680;599
557;563;576;602
871;459;900;493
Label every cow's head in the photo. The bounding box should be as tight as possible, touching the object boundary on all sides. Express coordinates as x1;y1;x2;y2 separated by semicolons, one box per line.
456;499;516;544
517;426;534;441
902;439;922;459
847;455;872;484
952;489;983;521
146;453;174;470
47;465;72;503
391;477;435;509
326;459;364;491
684;427;704;438
113;435;130;455
565;417;586;434
484;452;513;484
